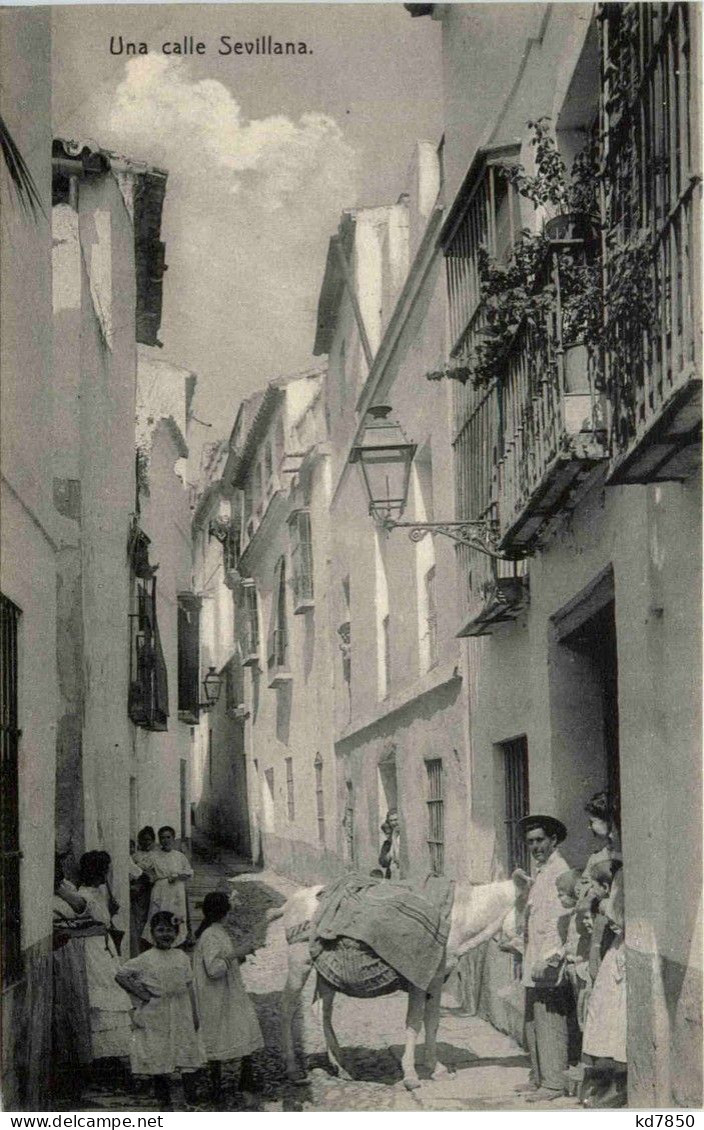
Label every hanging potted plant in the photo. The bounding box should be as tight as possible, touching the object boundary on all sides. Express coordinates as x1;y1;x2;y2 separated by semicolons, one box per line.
502;118;600;243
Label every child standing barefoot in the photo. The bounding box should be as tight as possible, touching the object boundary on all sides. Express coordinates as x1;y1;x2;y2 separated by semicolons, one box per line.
193;892;264;1105
116;911;205;1110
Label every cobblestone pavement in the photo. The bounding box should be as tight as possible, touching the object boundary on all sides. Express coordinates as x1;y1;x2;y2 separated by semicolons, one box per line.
62;846;582;1113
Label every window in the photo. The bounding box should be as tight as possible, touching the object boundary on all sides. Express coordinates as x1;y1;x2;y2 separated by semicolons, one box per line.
426;759;444;876
177;593;201;723
424;566;438;669
314;753;325;844
129;576;169;731
285;757;295;821
501;736;529;874
1;594;22;988
240;580;259;665
267;557;291;684
443;147;521;355
224;520;239;572
288;509;314;612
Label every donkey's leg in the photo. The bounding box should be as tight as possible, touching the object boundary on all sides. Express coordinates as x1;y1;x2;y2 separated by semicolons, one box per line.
401;985;425;1090
318;976;352;1081
424;960;451;1080
281;944;313;1083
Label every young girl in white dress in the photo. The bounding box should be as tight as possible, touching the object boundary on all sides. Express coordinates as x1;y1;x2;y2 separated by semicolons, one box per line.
193;892;264;1104
117;911;206;1110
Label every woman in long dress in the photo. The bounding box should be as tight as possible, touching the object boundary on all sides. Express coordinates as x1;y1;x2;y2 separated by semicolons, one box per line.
52;855;93;1094
143;826;193;948
131;826;157;956
193;892;264;1103
77;851;133;1061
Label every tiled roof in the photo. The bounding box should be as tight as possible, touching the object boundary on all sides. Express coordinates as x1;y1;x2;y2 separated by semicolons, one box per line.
52;139;168;348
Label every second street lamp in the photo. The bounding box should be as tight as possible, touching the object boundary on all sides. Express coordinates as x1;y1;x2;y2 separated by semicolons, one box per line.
201;666;223;710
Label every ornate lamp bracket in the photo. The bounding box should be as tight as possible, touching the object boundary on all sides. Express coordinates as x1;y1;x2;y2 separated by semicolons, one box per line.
378;517;525;562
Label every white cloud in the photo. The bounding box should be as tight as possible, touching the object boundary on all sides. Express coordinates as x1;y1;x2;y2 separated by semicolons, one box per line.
107;56;355;211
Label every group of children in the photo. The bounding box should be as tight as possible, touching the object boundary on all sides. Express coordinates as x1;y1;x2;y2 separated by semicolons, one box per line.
549;854;627;1106
116;892;265;1110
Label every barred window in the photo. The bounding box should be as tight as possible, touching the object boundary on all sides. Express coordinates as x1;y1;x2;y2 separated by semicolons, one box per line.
285;757;295;822
426;759;444;876
267;557;289;673
500;736;529;874
130;576;169;732
288;509;314;612
314;752;325;844
177;593;201;723
240;580;259;665
1;594;22;988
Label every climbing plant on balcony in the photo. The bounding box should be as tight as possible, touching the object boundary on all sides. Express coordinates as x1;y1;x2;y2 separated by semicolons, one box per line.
430;117;653;391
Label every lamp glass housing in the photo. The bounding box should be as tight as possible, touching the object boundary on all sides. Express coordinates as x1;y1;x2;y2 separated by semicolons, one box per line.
202;666;222;706
350;406;416;522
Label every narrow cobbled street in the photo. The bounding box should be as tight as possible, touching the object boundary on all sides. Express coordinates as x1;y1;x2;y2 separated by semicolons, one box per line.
64;843;583;1113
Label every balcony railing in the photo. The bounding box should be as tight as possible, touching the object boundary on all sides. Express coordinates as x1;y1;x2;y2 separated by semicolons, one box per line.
497;322;608;553
602;1;701;483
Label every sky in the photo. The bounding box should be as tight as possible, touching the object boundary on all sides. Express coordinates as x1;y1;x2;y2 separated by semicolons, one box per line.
51;4;444;466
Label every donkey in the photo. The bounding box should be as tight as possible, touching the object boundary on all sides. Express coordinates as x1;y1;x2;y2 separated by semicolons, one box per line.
265;871;531;1091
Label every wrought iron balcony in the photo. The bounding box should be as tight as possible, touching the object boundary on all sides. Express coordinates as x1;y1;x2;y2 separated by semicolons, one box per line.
456;500;529;638
601;2;701;484
496;326;608;554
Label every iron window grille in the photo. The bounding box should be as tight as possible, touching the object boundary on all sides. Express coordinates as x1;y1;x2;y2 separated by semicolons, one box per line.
501;736;529;875
129;575;169;731
1;594;22;989
177;593;201;723
288;508;315;612
426;758;445;876
267;557;290;681
240;580;260;665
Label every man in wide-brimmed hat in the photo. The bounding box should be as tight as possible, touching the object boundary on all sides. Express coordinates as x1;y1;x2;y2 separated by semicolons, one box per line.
505;814;572;1103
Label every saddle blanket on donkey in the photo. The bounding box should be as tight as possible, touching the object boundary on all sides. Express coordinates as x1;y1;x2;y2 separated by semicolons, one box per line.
308;873;455;997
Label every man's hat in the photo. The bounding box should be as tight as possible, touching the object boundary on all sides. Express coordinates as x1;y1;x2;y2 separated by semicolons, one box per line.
518;814;567;843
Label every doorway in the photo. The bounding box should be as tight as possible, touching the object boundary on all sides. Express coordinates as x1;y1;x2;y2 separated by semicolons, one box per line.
549;568;621;855
560;599;620;805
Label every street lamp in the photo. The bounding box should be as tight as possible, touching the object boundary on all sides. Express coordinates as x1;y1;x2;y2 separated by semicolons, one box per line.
349;406;519;561
200;666;223;710
348;405;416;523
